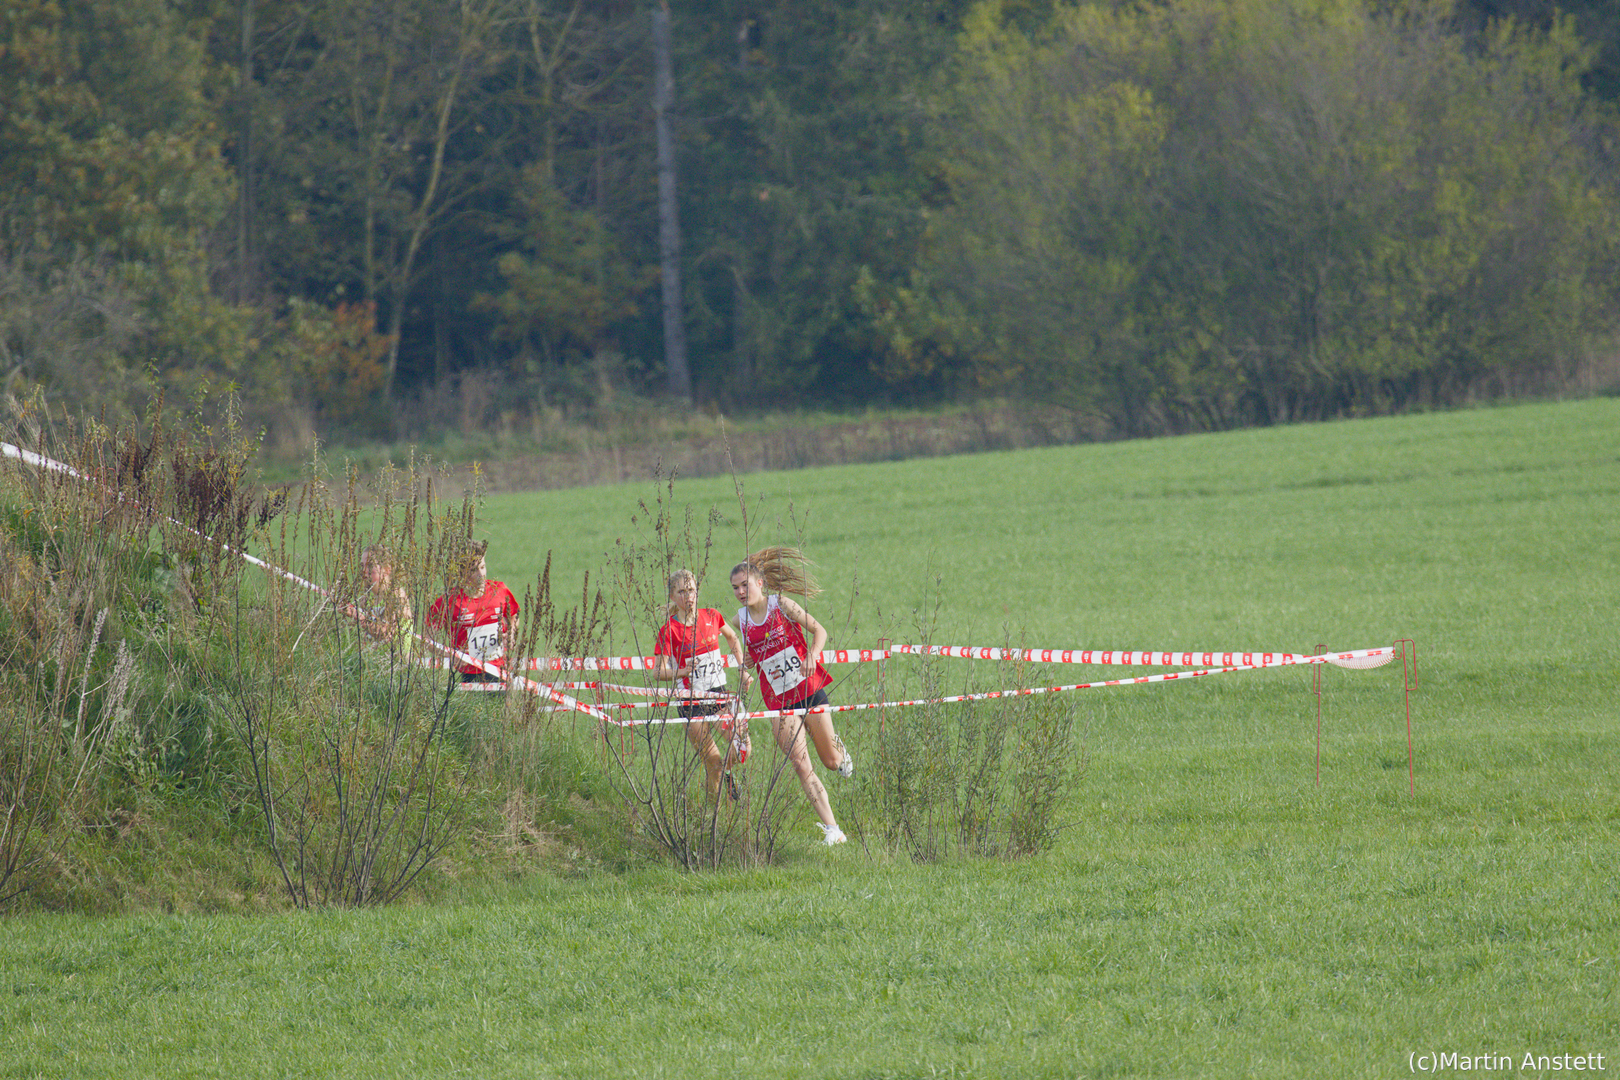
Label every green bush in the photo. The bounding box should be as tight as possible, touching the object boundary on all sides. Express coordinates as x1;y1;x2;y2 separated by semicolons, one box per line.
0;396;621;911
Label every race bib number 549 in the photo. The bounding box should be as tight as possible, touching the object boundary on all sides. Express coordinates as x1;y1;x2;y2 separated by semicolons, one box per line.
761;645;805;697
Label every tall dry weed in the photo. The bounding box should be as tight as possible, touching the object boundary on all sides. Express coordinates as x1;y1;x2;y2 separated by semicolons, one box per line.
0;391;272;905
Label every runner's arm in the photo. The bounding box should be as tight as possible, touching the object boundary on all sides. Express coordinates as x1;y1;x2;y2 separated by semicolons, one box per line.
719;622;747;684
729;619;755;691
651;624;681;681
778;597;827;660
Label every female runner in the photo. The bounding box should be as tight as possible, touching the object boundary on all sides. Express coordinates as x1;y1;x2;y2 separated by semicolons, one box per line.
730;547;852;846
426;539;520;683
653;569;749;801
356;544;413;657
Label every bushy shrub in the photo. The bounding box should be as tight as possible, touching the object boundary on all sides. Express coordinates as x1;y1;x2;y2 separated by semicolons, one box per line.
840;604;1086;862
0;394;616;910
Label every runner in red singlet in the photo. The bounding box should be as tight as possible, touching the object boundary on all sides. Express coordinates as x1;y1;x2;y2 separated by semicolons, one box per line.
653;569;749;801
730;547;852;846
426;540;520;683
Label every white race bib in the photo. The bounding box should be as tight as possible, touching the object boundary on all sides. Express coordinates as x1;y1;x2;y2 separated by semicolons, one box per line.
761;645;806;697
467;622;504;663
686;648;726;694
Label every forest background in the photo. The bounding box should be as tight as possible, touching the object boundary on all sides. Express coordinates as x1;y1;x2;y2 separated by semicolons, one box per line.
2;0;1619;456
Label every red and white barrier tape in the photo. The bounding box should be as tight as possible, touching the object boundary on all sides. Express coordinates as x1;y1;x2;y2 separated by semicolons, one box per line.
892;644;1399;669
477;644;1396;672
512;649;890;672
577;645;1394;728
421;647;610;722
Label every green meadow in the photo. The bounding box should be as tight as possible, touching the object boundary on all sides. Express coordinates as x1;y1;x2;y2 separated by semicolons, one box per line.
3;398;1617;1077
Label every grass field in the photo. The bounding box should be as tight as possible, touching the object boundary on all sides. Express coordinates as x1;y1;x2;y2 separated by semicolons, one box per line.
3;398;1617;1078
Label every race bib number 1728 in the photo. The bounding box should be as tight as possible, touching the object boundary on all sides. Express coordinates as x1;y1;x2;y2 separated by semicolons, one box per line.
687;648;726;693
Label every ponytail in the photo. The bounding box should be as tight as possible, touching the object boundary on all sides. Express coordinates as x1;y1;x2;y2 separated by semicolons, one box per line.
731;546;821;600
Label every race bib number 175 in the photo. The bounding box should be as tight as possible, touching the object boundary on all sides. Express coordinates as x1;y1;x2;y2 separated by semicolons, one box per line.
467;622;504;662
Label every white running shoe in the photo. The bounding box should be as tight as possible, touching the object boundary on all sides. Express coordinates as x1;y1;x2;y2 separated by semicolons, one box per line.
832;734;854;779
819;822;848;846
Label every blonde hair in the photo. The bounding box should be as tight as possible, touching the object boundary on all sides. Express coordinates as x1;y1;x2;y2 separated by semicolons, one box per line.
730;546;820;600
664;568;698;620
359;543;412;634
458;537;489;573
360;544;391;572
361;544;405;587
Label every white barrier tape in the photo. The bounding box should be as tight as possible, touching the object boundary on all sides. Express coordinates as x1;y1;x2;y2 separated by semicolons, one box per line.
2;442;72;475
594;644;1399;727
579;697;737;712
1323;652;1395;670
515;648;891;672
496;644;1396;672
891;644;1399;668
459;683;736;713
553;681;732;701
2;440;332;598
442;671;730;701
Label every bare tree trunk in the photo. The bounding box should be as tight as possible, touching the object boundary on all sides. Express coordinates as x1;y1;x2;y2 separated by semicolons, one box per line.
652;1;690;402
732;261;751;389
357;40;398;314
527;0;582;188
236;0;257;305
382;61;459;400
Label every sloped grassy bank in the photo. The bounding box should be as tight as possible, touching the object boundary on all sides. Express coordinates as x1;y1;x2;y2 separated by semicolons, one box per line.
0;404;636;913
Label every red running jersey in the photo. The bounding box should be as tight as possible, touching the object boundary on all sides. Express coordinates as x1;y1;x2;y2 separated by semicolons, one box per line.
427;582;519;674
654;609;731;697
737;595;829;710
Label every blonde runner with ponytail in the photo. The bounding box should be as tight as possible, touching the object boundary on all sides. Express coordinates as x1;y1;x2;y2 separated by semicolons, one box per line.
730;550;852;846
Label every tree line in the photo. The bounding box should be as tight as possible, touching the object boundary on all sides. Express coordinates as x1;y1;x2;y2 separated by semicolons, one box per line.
2;0;1617;441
